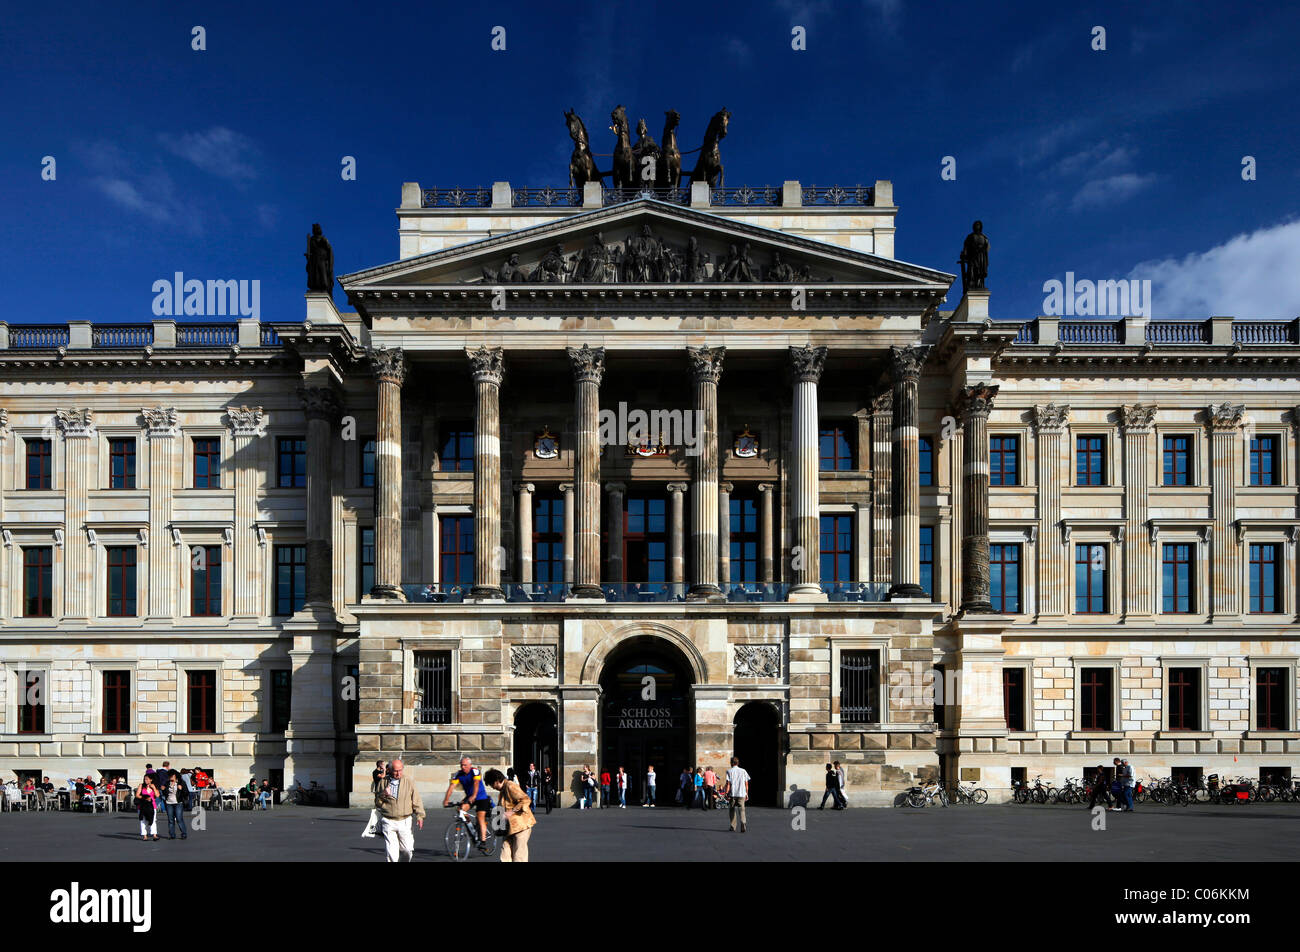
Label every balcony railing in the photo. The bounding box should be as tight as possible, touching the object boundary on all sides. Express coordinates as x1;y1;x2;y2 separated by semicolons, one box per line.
92;324;154;348
420;181;876;209
260;325;282;347
1146;321;1207;344
176;323;238;347
1059;320;1121;344
1009;317;1300;347
1233;321;1297;344
397;581;892;604
8;325;70;348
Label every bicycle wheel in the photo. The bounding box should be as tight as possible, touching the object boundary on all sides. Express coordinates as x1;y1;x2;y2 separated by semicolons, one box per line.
972;788;988;804
1032;787;1047;804
445;820;471;861
1014;787;1030;804
905;790;926;808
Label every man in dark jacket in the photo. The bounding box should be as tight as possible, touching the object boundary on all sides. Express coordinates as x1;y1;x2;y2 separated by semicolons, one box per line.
1086;764;1111;810
161;770;191;839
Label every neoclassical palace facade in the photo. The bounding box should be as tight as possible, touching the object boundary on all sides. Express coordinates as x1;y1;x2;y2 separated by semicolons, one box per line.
2;176;1297;805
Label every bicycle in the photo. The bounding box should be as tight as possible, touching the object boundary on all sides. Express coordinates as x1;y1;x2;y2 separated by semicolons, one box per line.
285;781;328;806
950;782;988;804
905;779;948;808
444;802;498;861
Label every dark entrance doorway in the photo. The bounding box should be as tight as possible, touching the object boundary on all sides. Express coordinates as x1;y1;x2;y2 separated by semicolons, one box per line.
600;639;694;805
733;701;781;806
513;703;557;780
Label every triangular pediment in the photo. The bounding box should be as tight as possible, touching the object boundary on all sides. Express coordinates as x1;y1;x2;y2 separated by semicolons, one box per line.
339;199;953;291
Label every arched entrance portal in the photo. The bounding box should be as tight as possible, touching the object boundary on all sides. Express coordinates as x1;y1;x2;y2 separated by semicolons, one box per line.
513;702;557;779
599;639;695;805
733;701;782;807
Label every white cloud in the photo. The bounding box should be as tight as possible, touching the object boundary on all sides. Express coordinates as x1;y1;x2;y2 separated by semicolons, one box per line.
159;127;260;183
92;177;173;222
1070;172;1157;210
1129;219;1300;319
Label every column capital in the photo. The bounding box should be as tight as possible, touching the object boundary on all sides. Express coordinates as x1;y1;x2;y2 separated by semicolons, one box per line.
889;344;931;383
1118;403;1157;434
467;345;505;385
605;481;626;494
788;344;827;383
558;482;574;493
518;482;535;494
1289;407;1300;433
756;482;774;494
1032;402;1071;434
719;482;734;493
666;482;689;494
140;406;179;438
957;384;999;420
567;344;606;385
1205;402;1245;431
54;408;95;438
297;385;343;422
870;389;893;415
687;345;725;383
225;405;265;437
0;408;7;441
368;345;407;385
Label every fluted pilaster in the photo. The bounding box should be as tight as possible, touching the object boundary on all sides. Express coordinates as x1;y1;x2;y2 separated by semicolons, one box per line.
517;482;534;585
141;408;178;619
57;409;95;620
667;482;688;587
757;483;775;584
227;406;264;617
298;386;342;608
1208;403;1244;619
889;346;930;599
1119;404;1156;618
870;390;893;585
718;481;733;588
567;345;605;598
958;384;998;612
605;482;626;584
558;483;575;586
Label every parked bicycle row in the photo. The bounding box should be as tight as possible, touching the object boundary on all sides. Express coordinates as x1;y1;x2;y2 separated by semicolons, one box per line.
1011;772;1299;805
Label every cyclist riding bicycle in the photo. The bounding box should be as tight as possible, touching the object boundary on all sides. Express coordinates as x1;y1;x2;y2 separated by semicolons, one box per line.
442;756;493;852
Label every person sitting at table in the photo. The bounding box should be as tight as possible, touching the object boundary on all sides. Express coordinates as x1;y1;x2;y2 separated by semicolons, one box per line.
40;776;55;793
193;768;209;789
240;778;256;805
21;778;35;794
257;779;274;809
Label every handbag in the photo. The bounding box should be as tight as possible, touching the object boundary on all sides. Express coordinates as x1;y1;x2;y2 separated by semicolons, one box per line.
361;808;380;838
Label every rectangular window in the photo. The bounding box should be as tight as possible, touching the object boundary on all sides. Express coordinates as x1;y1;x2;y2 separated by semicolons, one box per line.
840;649;880;724
190;545;222;616
187;670;217;733
193;437;221;488
1249;543;1281;614
102;670;131;734
414;651;452;724
919;526;934;598
818;424;855;471
23;546;53;617
918;436;934;486
1250;435;1279;486
270;670;292;733
1074;544;1108;613
1003;667;1026;732
25;438;52;489
1075;435;1105;486
1161;543;1194;614
108;438;137;489
359;527;375;601
439;516;474;586
729;493;759;587
439;423;474;472
1162;435;1191;486
533;494;565;586
1079;668;1113;731
274;545;307;615
360;437;376;488
989;543;1021;613
990;436;1019;486
1256;667;1288;731
17;669;46;734
1167;667;1201;731
624;495;669;584
819;514;853;584
276;437;307;488
106;546;137;617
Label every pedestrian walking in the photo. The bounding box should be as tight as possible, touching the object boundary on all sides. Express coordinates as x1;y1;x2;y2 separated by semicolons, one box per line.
524;762;541;805
162;770;190;840
819;763;843;809
693;767;705;809
542;766;554;809
136;775;159;841
1108;758;1124;812
1086;764;1111;810
616;767;628;808
678;767;693;807
374;758;425;862
644;765;656;807
834;761;849;808
580;765;595;809
600;769;612;808
723;756;751;833
486;768;536;862
703;765;717;809
1120;758;1137;812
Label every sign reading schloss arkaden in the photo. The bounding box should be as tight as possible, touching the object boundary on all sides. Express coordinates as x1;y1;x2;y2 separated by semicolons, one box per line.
615;706;675;729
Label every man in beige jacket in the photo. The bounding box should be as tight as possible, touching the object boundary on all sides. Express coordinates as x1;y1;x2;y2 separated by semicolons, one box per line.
374;759;425;861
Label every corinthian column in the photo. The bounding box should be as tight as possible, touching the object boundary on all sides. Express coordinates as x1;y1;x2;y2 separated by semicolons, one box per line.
789;345;827;599
687;346;724;599
718;482;733;589
559;483;575;586
605;482;626;585
468;346;505;600
757;483;775;584
567;345;605;599
369;347;406;600
889;345;930;599
958;384;998;612
1034;403;1071;617
298;385;342;609
1208;403;1245;619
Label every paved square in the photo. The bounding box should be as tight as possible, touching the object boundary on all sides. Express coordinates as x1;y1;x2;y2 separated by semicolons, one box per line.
3;802;1298;862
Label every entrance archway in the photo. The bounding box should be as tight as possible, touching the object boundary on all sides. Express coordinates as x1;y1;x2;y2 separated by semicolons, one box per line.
733;701;781;807
513;702;557;780
599;638;695;806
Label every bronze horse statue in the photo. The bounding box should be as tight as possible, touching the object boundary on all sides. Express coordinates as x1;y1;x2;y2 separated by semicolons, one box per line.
658;109;682;189
609;104;635;189
565;109;602;188
690;107;730;188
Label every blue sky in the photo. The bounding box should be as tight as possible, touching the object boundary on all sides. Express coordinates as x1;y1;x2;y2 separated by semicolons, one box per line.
3;0;1298;325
